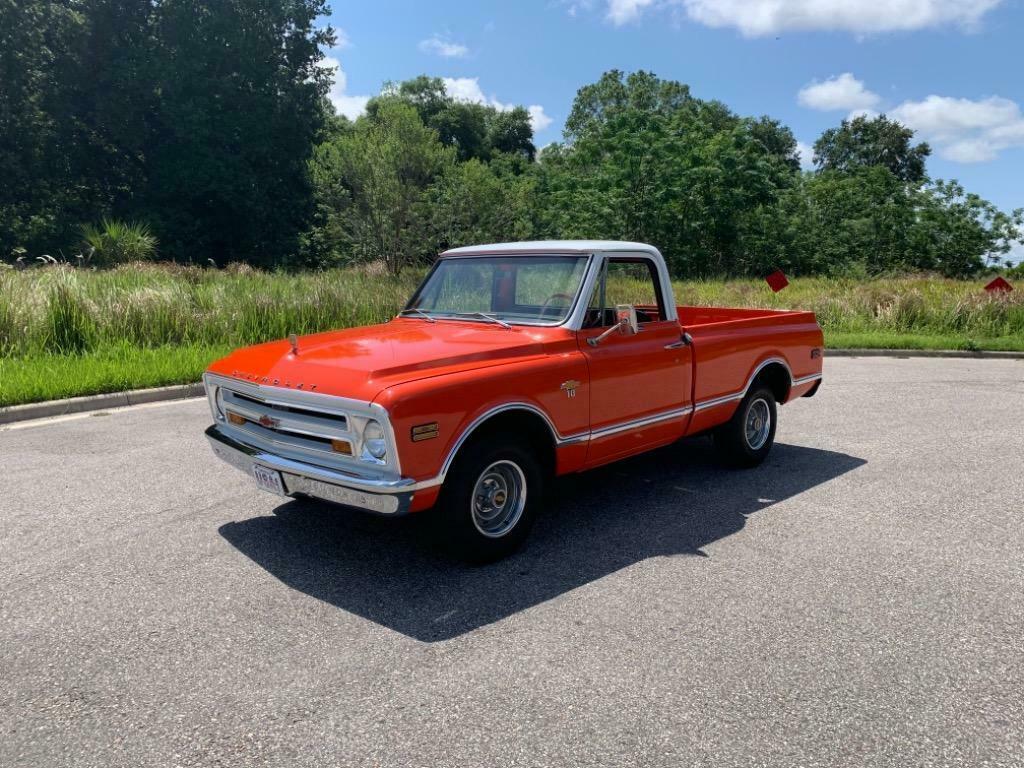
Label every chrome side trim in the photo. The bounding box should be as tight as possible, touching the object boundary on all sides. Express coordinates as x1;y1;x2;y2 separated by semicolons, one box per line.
693;392;746;413
792;373;823;386
439;401;694;481
589;406;693;440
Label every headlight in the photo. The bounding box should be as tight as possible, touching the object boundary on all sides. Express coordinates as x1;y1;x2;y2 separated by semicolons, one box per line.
362;420;387;461
207;383;225;421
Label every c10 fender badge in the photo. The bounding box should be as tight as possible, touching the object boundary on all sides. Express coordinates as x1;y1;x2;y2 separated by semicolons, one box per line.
560;380;581;399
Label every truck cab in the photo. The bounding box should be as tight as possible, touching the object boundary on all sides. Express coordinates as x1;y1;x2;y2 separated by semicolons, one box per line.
204;241;823;560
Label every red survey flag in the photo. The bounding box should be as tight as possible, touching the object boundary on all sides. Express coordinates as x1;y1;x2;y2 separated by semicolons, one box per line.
765;269;789;292
984;276;1013;293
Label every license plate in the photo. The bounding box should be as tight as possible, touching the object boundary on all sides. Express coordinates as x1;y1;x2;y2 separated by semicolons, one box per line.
252;464;286;496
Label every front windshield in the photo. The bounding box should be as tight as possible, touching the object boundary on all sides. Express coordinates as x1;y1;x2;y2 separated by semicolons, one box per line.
405;255;589;325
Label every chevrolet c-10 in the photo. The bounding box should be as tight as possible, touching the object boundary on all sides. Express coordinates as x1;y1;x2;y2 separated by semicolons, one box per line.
204;241;823;560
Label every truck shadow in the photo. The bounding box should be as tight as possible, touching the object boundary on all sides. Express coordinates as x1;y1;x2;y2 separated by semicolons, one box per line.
218;440;864;642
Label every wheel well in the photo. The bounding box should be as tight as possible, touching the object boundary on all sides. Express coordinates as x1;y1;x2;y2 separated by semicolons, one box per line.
450;409;557;478
752;362;791;404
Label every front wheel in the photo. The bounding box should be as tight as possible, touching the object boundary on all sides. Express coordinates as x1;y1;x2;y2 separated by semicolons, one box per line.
714;386;777;468
437;439;544;562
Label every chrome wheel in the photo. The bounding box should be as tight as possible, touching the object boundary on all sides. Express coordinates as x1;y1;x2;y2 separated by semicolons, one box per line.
745;397;771;450
471;460;527;538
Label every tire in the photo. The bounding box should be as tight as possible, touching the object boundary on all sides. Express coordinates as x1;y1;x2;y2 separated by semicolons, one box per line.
437;438;544;563
714;385;777;468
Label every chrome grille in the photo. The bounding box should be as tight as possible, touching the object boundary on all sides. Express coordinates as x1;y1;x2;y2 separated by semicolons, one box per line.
208;378;389;477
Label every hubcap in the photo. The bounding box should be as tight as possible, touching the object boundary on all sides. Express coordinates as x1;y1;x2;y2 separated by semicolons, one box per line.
745;398;771;450
471;460;527;538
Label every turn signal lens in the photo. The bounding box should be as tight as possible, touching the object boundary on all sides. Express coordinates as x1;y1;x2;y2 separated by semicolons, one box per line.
227;411;246;426
331;439;353;455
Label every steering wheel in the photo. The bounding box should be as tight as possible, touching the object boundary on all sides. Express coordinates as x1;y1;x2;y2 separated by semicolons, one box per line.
538;292;573;317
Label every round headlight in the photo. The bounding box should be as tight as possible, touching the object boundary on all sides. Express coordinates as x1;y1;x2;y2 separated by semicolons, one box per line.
213;386;225;420
362;420;387;460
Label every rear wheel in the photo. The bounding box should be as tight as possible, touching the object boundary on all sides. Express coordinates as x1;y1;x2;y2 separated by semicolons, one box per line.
437;438;544;562
714;385;777;468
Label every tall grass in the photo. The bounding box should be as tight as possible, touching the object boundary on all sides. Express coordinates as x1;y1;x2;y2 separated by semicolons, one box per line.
0;263;420;358
1;264;1022;406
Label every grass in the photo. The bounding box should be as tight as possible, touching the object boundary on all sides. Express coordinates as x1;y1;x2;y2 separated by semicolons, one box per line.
0;343;231;406
1;264;1021;406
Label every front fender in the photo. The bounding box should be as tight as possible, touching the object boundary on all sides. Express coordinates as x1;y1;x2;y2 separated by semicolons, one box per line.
373;353;590;486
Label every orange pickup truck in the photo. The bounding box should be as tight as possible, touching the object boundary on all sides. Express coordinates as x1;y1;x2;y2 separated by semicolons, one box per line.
204;241;823;560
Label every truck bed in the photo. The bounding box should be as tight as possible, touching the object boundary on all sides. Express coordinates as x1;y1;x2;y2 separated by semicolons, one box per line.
678;305;810;327
676;305;824;434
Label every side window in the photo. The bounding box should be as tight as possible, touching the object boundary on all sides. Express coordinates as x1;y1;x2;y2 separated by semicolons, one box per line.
602;259;666;324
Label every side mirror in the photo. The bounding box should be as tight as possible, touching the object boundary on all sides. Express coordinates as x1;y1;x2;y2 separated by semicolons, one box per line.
615;304;639;336
588;304;640;346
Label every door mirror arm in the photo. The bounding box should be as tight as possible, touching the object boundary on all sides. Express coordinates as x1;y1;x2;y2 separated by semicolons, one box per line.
587;305;639;347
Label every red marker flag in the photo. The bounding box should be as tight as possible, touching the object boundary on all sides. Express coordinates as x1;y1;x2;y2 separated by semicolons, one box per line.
765;269;789;292
984;276;1013;293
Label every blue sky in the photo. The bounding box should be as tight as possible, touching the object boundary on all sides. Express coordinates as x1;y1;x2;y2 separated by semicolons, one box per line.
325;0;1022;255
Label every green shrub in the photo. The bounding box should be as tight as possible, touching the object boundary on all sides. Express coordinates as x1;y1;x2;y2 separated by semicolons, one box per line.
80;219;158;267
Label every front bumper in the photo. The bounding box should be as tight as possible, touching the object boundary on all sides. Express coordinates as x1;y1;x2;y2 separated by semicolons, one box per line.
205;425;416;515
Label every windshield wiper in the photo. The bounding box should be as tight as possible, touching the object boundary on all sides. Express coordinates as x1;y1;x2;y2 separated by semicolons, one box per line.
399;307;435;323
455;311;512;329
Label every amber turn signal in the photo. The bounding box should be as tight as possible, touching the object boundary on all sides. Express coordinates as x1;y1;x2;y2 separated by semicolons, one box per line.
227;411;246;426
331;439;353;455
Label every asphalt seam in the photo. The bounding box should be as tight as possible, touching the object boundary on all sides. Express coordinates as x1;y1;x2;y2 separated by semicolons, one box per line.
1;348;1021;425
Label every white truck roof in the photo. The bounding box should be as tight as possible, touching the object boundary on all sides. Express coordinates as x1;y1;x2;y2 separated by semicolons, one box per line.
440;240;662;258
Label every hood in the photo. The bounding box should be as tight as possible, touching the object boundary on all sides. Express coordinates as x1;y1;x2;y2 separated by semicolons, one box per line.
206;318;549;402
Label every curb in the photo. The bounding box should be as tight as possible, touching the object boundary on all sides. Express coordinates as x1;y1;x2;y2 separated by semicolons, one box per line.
0;383;205;426
2;347;1022;425
826;349;1024;360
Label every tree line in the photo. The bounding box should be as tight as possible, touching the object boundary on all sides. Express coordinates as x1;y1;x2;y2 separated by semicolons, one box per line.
2;1;1021;277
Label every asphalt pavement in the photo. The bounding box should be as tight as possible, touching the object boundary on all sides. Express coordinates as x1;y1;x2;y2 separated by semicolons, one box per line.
2;357;1022;767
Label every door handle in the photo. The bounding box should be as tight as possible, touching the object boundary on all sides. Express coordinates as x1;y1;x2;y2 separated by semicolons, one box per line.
664;333;692;350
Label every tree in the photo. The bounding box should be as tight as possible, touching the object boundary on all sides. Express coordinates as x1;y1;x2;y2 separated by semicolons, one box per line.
539;70;798;276
326;102;453;274
909;181;1024;276
368;76;536;163
813;115;931;184
145;0;335;265
424;159;535;250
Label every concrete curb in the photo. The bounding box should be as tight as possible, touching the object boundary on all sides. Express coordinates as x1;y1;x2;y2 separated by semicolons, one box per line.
2;347;1022;425
826;349;1024;360
0;383;205;426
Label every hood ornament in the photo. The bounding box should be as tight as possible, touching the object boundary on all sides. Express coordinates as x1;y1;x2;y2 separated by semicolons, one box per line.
288;333;299;356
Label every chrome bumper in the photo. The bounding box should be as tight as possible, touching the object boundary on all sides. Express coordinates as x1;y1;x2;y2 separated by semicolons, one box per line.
205;425;415;515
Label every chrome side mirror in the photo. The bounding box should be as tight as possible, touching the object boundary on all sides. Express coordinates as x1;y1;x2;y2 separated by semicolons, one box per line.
587;304;640;347
615;304;639;336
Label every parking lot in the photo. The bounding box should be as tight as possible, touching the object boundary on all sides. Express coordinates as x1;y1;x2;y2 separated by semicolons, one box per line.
2;356;1022;767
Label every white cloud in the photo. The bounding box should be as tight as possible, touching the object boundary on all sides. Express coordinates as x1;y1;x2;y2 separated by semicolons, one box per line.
795;141;815;170
528;105;554;132
798;73;880;112
599;0;1003;35
890;95;1024;163
418;35;469;58
607;0;655;25
442;77;554;134
319;55;370;120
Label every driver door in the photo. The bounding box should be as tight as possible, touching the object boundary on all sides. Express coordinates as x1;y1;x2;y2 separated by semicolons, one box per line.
579;256;692;465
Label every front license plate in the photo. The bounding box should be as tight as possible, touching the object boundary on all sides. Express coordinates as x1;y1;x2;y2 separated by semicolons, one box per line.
252;464;286;496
